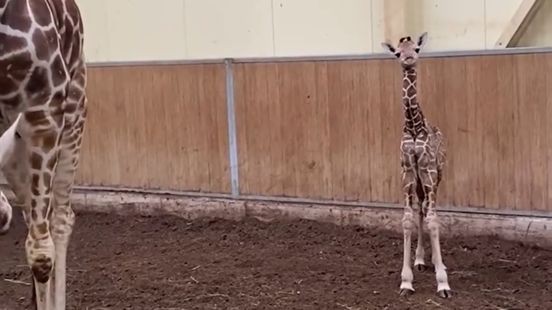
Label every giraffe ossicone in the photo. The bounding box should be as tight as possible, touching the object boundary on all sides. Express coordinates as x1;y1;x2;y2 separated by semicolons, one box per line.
382;32;452;299
0;1;88;309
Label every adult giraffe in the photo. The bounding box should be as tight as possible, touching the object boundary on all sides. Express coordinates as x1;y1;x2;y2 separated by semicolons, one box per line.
0;0;87;309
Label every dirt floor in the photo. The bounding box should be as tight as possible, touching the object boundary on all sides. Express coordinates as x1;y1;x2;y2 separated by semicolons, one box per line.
0;211;551;310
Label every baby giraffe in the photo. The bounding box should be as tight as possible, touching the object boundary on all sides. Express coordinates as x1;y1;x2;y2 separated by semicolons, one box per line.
381;33;451;298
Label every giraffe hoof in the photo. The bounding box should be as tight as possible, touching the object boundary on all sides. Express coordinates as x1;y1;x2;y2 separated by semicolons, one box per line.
437;289;452;299
415;264;428;272
31;255;53;283
399;289;414;297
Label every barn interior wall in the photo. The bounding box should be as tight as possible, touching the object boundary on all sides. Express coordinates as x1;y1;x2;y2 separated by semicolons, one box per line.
77;52;552;213
76;0;552;62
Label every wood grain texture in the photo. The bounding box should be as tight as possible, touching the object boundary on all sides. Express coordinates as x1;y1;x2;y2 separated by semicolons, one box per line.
514;54;548;211
235;60;403;202
234;62;334;199
77;53;552;212
235;53;552;211
77;64;230;193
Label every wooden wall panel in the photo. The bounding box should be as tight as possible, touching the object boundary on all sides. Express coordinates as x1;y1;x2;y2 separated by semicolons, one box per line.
235;53;552;212
235;60;403;202
402;54;551;211
77;64;230;193
514;54;548;211
234;62;333;198
77;52;552;212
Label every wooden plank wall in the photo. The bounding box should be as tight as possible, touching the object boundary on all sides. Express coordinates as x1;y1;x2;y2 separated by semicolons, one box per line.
234;60;403;202
234;53;552;211
76;64;230;193
76;53;552;212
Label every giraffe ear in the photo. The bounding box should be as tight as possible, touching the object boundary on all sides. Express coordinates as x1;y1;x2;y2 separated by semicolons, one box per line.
417;32;428;49
381;42;400;58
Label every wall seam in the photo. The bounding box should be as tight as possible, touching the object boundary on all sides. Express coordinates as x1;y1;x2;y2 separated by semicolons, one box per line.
224;59;240;196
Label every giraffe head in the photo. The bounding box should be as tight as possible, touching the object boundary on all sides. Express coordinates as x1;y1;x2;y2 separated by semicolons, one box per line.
381;32;428;69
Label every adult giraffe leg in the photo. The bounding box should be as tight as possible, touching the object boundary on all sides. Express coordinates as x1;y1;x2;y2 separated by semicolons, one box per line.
49;63;87;309
420;169;451;298
19;106;64;310
48;137;76;310
50;108;86;309
399;163;416;296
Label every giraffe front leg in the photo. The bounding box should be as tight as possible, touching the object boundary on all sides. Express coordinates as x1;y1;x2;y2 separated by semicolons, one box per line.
414;200;426;271
48;172;76;310
47;67;87;310
50;112;86;310
399;168;416;296
422;184;451;298
413;183;427;271
50;201;74;310
22;109;63;310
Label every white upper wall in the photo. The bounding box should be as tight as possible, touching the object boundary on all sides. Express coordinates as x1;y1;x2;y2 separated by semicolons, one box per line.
76;0;552;62
273;0;374;56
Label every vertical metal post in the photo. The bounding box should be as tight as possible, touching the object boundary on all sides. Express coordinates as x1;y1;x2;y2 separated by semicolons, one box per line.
224;59;240;196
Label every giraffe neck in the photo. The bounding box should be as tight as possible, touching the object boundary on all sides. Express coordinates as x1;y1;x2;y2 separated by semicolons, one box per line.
402;68;427;137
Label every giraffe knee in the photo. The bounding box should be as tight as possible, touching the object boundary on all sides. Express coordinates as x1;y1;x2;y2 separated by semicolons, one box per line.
402;213;415;231
425;214;440;232
51;206;75;239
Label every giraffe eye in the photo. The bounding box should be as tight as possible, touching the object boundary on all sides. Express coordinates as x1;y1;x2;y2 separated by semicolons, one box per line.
414;48;420;53
394;52;401;58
